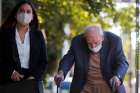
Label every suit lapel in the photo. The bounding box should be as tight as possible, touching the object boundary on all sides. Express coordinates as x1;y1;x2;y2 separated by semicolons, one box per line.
100;34;109;71
82;36;90;76
10;28;21;71
84;49;90;76
29;30;35;68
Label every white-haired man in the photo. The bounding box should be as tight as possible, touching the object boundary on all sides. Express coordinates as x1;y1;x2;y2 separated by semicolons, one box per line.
54;25;129;93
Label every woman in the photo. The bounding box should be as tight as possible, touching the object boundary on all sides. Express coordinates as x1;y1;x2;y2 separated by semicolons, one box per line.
0;1;47;93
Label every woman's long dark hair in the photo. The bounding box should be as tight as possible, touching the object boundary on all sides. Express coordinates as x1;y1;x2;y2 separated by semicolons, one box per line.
1;0;39;30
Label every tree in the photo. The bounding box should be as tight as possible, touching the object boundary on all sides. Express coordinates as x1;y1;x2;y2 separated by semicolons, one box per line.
114;5;136;78
32;0;115;75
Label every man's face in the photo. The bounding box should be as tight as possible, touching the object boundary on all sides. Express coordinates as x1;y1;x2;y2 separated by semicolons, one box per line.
85;30;103;49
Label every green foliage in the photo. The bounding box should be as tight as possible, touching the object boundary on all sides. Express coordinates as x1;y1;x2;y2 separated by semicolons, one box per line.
82;0;114;16
31;0;115;75
113;5;135;32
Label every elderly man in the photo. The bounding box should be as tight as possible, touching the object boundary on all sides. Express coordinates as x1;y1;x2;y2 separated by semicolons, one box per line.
54;25;129;93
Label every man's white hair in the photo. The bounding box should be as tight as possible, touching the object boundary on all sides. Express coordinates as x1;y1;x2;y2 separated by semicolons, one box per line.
84;25;104;36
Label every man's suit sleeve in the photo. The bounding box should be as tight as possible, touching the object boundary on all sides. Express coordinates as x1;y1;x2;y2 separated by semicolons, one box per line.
114;37;129;83
58;40;75;78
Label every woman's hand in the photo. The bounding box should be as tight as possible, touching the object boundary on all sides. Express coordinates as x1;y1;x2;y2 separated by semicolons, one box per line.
26;76;35;80
11;70;24;81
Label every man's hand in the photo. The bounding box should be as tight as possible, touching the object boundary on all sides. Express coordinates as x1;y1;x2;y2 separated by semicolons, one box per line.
110;76;121;92
11;70;24;81
54;70;64;87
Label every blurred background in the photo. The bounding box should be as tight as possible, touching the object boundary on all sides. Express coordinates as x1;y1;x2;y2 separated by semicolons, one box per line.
0;0;140;93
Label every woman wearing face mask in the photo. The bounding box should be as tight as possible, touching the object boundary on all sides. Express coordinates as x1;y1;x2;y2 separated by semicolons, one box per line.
0;1;47;93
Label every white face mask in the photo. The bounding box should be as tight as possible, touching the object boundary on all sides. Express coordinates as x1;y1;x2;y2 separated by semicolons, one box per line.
89;43;102;53
16;12;33;25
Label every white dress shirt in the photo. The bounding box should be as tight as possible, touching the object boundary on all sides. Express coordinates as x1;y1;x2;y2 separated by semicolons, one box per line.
15;28;30;69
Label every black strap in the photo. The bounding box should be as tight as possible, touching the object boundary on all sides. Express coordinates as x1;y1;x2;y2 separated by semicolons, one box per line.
57;86;59;93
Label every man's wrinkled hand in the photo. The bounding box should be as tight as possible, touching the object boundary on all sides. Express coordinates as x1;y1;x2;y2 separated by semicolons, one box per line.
54;70;64;87
110;76;121;92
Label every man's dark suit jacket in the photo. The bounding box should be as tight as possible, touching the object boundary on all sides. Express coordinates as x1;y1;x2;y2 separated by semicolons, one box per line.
0;27;47;84
58;32;129;93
